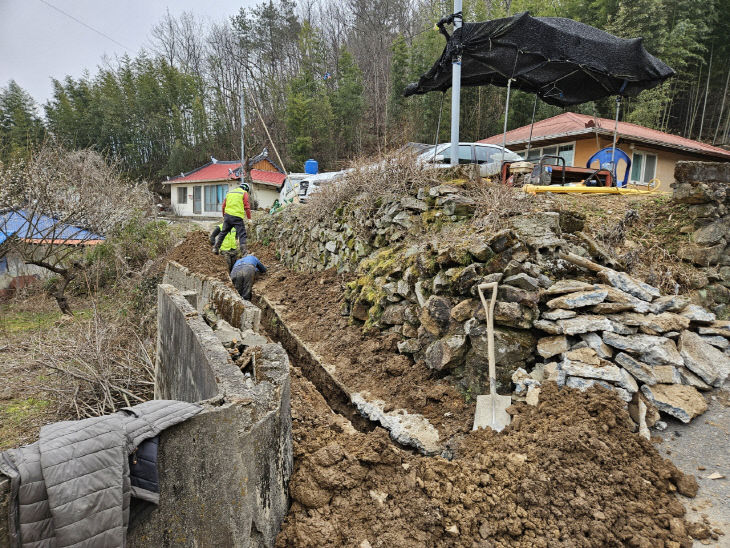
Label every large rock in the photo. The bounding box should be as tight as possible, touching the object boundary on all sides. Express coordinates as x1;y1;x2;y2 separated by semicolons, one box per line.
597;285;651;313
467;323;536;371
533;319;562;335
419;296;452;336
580;332;613;359
544;280;595;295
640;384;708;423
678;330;730;387
677;243;725;266
486;229;517;253
424;335;467;371
602;332;683;367
557;315;614;336
455;263;483;295
437;194;476;216
650;295;690;314
678;368;712;391
510;212;562;249
537;335;569;359
503;273;540;291
565;377;631;402
493;301;535;329
561;348;623;383
596;269;661;302
692;219;727;246
615;352;657;385
542;309;576;320
381;304;409;325
679;304;716;324
696;320;730;337
546;289;608;310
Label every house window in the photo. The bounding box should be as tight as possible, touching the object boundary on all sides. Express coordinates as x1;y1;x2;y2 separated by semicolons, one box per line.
177;186;187;204
204;184;228;212
630;151;657;184
518;143;574;166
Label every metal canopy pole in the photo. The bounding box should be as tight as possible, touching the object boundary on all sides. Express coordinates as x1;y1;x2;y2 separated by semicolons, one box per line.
240;89;246;185
500;78;514;168
525;95;538;158
610;96;621;186
449;0;462;166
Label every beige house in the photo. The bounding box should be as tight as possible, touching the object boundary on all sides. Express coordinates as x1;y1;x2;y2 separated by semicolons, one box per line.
165;150;286;216
479;112;730;186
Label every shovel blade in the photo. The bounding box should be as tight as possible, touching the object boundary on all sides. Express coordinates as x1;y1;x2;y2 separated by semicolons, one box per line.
472;394;512;432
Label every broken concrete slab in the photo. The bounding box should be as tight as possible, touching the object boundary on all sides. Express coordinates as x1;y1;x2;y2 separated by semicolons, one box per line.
597;269;661;302
546;289;608;310
542;308;577;320
678;330;730;387
240;329;269;347
557;315;614;336
640;384;708;423
537;335;570;359
602;332;683;367
214;319;243;347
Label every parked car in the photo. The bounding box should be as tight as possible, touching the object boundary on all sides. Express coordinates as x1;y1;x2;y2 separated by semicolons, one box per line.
417;142;522;177
297;170;347;203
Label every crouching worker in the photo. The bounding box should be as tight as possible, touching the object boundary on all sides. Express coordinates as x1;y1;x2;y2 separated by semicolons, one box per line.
230;254;266;301
213;182;251;255
209;224;239;271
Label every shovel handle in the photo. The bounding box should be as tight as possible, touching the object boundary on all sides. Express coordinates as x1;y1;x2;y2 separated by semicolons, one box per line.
477;282;498;398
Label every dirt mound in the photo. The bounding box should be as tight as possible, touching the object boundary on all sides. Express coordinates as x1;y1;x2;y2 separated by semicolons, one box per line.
251;241;474;443
168;230;230;282
279;379;697;547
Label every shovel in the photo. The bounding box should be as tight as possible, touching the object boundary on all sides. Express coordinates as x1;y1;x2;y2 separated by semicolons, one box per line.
472;282;511;432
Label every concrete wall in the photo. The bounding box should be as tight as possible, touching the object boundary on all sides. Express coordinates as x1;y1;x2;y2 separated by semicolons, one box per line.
1;263;292;548
163;260;261;333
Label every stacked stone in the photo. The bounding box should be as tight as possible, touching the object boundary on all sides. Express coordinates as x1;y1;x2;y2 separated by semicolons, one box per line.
530;267;729;424
252;184;477;275
674;161;730;315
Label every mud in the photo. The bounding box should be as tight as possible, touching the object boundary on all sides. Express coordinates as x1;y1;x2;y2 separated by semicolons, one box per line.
168;230;231;282
251;242;475;445
171;234;710;547
280;377;698;547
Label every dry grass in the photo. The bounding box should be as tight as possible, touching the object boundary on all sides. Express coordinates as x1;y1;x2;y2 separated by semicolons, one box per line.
467;182;538;232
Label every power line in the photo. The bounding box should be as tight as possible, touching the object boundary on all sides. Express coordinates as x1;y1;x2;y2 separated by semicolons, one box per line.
37;0;131;51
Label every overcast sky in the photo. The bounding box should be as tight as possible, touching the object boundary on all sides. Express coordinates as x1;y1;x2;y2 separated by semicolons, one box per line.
0;0;256;106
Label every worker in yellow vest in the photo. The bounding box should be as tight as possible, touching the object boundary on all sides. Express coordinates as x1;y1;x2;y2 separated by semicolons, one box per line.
213;182;251;255
209;224;239;271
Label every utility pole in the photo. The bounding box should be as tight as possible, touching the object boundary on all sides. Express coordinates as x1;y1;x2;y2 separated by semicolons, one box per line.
449;0;462;166
240;89;246;186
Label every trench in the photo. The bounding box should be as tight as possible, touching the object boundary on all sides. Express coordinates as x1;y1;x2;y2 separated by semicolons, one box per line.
252;291;378;434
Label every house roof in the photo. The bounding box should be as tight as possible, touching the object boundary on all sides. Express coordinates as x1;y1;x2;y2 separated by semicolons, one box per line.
0;209;105;247
478;112;730;159
166;159;286;187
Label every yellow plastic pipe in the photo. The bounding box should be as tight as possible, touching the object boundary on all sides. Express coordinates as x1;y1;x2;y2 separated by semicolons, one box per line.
523;179;661;195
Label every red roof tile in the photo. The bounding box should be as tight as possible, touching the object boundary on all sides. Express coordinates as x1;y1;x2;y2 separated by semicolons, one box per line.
479;112;730;159
166;161;285;187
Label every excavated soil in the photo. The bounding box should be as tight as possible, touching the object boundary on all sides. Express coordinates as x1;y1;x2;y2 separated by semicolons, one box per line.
250;241;474;444
281;373;698;547
168;230;231;283
171;233;712;547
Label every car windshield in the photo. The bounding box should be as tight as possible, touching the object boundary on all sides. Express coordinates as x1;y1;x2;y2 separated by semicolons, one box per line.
435;145;473;164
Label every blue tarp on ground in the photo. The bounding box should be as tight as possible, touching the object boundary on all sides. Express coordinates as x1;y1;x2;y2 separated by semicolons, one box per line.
0;209;105;246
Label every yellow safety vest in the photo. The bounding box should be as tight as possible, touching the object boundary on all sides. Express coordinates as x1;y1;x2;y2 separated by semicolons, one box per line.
224;187;248;218
219;224;238;252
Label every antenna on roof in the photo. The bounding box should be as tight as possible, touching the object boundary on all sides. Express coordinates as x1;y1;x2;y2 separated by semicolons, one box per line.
180;173;184;177
211;156;217;164
166;176;170;181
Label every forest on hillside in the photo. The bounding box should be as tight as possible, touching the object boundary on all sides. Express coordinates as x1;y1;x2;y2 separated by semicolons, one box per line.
1;0;729;180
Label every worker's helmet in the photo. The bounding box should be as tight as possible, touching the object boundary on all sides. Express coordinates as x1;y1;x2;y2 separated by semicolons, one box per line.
239;182;250;192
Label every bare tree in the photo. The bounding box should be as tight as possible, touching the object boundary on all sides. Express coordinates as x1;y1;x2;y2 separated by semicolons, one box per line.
0;144;152;314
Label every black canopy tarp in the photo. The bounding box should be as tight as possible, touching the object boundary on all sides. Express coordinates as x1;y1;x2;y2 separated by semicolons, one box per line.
404;12;674;106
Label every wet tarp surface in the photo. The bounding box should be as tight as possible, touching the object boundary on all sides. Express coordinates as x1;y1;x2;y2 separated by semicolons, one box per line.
404;12;674;106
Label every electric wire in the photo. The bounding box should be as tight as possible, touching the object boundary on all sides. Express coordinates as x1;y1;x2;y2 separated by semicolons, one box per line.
37;0;131;51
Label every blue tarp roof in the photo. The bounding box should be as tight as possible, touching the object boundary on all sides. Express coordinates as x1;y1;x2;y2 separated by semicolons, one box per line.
0;209;105;246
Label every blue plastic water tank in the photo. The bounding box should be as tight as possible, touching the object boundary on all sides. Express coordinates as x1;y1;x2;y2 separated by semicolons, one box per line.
304;159;319;175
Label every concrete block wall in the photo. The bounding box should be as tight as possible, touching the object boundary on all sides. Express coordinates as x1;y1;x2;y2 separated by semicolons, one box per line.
1;264;292;548
163;260;261;332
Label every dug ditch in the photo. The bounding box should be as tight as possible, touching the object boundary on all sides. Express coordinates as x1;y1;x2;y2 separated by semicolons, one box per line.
175;232;718;546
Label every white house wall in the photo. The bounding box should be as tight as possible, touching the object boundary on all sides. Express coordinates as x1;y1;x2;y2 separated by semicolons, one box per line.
170;181;281;217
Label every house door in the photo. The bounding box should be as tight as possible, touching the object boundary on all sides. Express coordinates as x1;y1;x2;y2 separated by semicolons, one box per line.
193;186;202;214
